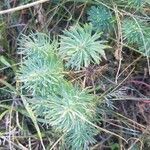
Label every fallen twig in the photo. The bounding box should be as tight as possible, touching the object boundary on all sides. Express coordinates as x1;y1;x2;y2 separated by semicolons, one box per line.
0;0;49;15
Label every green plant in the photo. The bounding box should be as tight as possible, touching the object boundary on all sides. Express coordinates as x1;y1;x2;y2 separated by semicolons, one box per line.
114;0;147;9
139;37;150;56
122;18;150;56
18;33;58;57
59;23;109;70
87;5;113;33
1;0;150;149
31;82;98;149
18;33;64;96
122;18;145;44
127;0;144;8
18;31;98;149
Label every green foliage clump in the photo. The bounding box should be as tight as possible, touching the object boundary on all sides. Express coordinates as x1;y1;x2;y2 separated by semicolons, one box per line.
122;18;150;56
65;122;97;150
31;82;97;149
122;19;146;44
139;37;150;56
18;31;99;149
18;33;64;96
44;83;96;131
125;0;145;9
115;0;146;10
59;23;109;70
18;55;64;96
87;5;113;33
18;33;58;57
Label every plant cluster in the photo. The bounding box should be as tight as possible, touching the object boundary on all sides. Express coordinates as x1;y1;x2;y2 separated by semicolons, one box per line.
18;24;108;149
59;24;109;70
87;4;150;56
122;18;150;56
17;1;150;149
87;5;113;33
0;0;149;149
